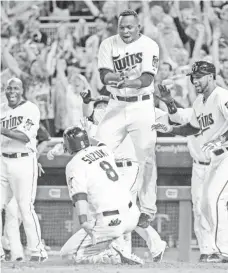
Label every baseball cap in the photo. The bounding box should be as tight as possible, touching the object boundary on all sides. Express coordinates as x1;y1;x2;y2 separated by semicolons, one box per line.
186;61;216;77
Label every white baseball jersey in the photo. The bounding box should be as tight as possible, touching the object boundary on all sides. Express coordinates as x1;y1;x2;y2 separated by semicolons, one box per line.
65;145;132;215
170;108;210;162
190;87;228;148
98;34;159;96
1;101;40;153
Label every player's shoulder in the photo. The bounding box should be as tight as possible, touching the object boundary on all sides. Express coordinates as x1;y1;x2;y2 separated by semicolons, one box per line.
214;86;228;99
140;34;159;47
23;100;40;111
100;34;119;46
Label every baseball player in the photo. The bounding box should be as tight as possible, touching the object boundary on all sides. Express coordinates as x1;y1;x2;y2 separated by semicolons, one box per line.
2;122;51;261
152;61;228;262
59;126;144;265
156;81;219;262
48;95;167;262
0;78;47;262
96;9;160;228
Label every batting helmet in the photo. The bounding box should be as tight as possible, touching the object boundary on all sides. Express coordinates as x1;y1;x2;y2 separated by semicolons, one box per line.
63;126;90;154
186;61;216;83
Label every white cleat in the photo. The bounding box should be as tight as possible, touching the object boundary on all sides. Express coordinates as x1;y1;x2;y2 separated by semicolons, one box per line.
111;243;144;265
153;241;167;262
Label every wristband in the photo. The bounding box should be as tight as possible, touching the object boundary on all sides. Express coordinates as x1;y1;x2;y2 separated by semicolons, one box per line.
167;100;177;114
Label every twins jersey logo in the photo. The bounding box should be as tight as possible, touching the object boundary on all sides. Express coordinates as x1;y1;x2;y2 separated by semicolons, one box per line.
113;52;142;73
1;115;23;130
197;113;214;134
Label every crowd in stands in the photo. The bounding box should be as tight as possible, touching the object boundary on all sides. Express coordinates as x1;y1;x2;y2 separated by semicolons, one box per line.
1;0;228;136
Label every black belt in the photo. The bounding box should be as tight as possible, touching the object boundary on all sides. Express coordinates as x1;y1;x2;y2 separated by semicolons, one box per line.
193;160;210;166
116;161;132;168
213;147;228;156
110;94;151;102
2;153;30;158
102;201;132;217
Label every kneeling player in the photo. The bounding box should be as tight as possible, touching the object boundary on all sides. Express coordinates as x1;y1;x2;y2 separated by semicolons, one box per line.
60;126;144;265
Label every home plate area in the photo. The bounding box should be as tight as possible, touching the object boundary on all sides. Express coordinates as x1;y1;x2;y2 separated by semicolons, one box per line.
2;248;228;273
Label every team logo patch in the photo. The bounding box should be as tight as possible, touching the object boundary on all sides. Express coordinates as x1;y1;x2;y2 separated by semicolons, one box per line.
225;102;228;109
108;218;121;226
152;56;159;68
23;119;34;131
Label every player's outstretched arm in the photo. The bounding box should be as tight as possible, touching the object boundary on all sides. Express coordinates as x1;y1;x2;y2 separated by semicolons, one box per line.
47;143;64;160
151;122;200;136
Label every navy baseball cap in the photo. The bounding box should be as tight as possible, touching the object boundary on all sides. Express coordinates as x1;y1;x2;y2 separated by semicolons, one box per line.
186;61;216;77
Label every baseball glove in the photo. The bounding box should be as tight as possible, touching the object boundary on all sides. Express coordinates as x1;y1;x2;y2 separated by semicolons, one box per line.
80;89;92;104
156;84;174;104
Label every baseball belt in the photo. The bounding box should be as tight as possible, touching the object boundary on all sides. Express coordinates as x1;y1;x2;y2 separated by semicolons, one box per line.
110;94;151;102
2;152;30;158
102;201;132;217
213;147;228;156
116;161;132;167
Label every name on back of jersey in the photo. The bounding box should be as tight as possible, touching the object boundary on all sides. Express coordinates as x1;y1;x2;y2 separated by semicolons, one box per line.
82;148;109;164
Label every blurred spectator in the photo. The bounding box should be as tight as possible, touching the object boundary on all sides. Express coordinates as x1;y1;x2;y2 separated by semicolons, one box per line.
217;60;228;89
26;58;55;135
1;0;227;137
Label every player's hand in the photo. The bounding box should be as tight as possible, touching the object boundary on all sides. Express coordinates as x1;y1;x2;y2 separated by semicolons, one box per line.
38;162;45;176
47;149;55;160
201;136;225;153
81;222;97;245
156;84;174;104
80;89;92;104
151;122;173;133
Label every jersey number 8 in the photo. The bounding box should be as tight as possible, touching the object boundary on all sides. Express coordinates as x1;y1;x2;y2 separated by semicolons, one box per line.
100;161;119;182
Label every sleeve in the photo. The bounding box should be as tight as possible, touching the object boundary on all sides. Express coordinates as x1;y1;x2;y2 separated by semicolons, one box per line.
16;103;40;140
65;164;87;200
169;108;194;124
98;39;114;72
142;39;159;76
218;91;228;120
189;109;200;129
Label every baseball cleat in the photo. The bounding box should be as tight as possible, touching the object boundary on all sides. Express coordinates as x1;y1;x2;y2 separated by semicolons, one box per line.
206;253;223;263
29;255;48;262
3;249;11;261
0;254;5;262
111;243;144;265
199;254;210;262
153;241;167;262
